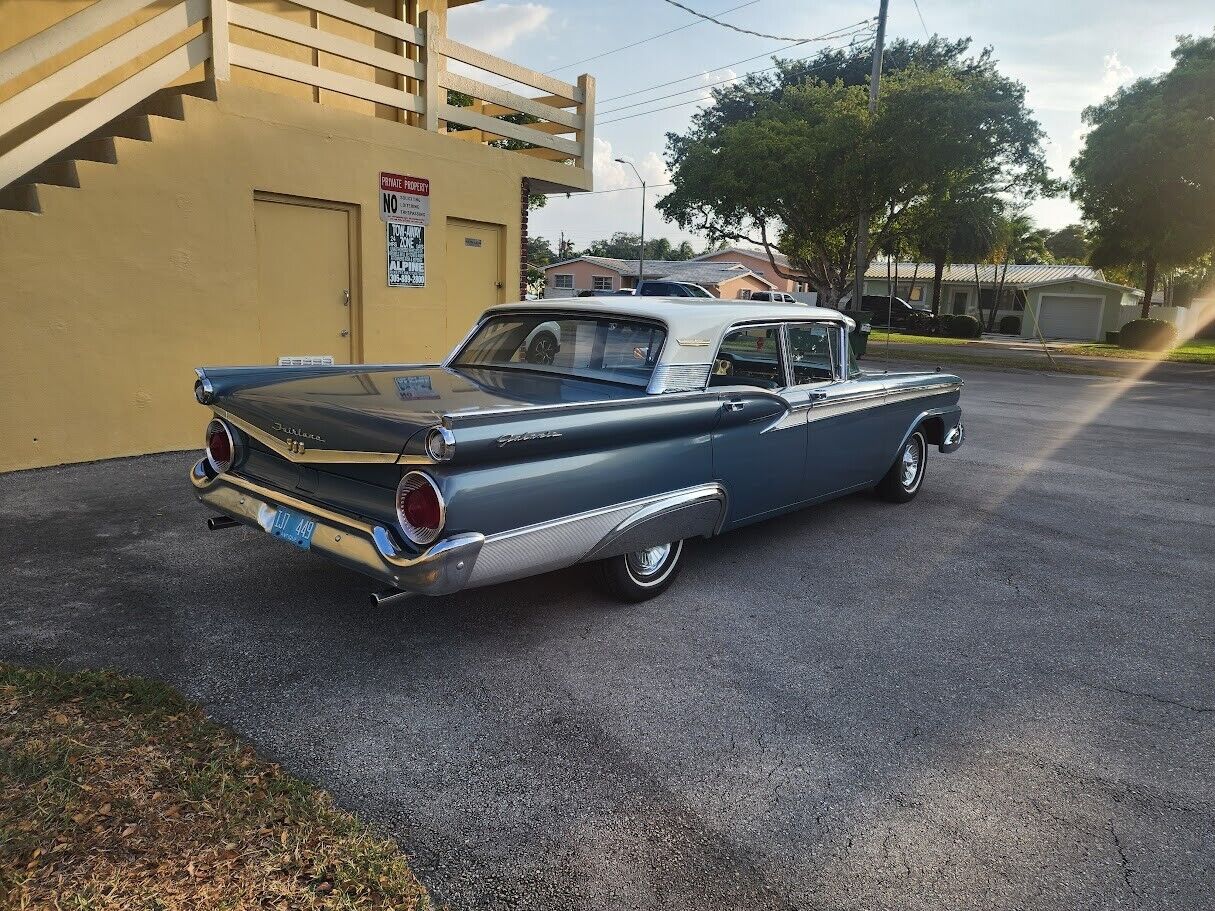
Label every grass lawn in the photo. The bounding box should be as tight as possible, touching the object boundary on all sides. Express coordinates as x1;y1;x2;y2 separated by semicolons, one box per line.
0;663;431;910
867;330;969;346
1061;338;1215;364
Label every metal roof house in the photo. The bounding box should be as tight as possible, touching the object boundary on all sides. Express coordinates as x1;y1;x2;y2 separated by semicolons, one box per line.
543;256;775;299
864;262;1144;341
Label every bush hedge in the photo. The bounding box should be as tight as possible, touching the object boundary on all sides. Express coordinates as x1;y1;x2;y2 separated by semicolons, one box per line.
1118;318;1177;351
942;313;983;338
998;315;1022;334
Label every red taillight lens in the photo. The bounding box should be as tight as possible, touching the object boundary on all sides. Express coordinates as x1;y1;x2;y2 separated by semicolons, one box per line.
395;472;444;545
205;419;236;472
403;485;441;529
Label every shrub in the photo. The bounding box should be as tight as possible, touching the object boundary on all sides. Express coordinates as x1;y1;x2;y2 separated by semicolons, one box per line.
943;313;983;338
1118;318;1177;351
998;315;1022;334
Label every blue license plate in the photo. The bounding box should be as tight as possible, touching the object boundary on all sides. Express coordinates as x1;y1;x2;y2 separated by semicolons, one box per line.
269;506;317;550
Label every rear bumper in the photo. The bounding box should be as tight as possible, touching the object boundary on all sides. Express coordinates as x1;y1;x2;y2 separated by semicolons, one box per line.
190;460;483;595
940;421;964;453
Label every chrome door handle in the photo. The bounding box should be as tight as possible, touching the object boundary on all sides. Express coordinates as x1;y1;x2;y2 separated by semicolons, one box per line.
341;289;350;306
724;399;745;412
808;390;827;402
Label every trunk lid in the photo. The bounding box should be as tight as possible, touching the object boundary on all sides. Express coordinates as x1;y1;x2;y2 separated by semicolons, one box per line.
207;364;644;455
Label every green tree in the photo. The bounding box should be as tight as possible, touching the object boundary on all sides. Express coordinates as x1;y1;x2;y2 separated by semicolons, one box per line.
582;232;696;262
1043;224;1089;264
659;39;1051;304
1071;33;1215;317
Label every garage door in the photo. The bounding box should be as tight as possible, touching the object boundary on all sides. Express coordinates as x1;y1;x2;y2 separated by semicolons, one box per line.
1038;295;1103;340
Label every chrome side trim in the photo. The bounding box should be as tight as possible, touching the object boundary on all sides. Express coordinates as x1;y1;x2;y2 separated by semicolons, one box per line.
466;483;726;589
213;407;416;466
192;460;482;594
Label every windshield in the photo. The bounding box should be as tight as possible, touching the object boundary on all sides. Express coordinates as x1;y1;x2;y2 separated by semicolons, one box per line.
684;284;714;297
454;313;667;387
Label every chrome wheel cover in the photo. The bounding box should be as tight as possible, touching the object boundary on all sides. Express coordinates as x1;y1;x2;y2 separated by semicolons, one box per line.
627;543;672;578
901;436;924;489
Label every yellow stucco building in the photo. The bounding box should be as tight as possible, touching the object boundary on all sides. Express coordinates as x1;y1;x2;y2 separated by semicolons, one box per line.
0;0;594;471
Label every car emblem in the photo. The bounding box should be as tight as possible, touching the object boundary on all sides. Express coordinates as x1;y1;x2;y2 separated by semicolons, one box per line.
272;421;325;454
496;431;562;447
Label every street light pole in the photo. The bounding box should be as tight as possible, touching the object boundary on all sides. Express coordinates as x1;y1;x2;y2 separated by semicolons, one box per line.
616;158;646;291
852;0;889;310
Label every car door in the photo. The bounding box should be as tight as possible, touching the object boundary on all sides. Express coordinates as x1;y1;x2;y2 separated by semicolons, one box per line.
789;322;893;498
709;324;806;526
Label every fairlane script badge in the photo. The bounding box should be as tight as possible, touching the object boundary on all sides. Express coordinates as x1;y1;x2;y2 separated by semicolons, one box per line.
272;422;324;443
497;431;562;447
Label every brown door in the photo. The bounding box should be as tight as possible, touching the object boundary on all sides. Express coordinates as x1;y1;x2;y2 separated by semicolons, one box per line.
253;195;356;363
445;217;504;347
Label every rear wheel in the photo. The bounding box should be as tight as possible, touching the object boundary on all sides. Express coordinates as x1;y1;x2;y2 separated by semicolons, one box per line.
876;430;927;503
598;540;685;602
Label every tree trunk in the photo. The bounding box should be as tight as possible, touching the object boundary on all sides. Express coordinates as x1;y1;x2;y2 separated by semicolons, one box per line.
989;255;1011;331
973;262;984;327
931;254;946;317
1140;257;1157;319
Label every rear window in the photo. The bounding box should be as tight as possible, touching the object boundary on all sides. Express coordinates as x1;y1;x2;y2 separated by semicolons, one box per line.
454;313;667;387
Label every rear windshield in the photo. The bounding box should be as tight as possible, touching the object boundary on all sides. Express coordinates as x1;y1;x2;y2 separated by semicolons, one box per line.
454;313;667;387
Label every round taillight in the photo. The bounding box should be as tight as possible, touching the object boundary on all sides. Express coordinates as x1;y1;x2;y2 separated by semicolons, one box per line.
395;472;444;546
205;418;236;473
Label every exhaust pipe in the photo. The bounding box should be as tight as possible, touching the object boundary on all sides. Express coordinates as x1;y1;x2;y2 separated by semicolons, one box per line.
370;588;415;607
207;515;241;530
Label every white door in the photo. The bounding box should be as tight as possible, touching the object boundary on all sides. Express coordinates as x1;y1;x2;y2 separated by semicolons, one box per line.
1037;295;1103;340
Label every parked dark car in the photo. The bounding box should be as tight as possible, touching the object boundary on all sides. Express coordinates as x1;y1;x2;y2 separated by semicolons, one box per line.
635;280;714;298
192;298;963;604
861;295;937;331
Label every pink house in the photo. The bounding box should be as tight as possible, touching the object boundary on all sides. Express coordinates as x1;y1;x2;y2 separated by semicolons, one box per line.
691;246;812;294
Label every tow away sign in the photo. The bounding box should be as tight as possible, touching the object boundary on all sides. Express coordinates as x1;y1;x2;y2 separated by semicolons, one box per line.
379;172;430;225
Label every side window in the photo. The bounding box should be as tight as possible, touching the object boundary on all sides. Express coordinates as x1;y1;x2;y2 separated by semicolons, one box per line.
786;323;836;384
712;326;785;389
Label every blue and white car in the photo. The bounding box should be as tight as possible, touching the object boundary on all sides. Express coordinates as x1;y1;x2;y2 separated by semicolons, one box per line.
192;297;963;603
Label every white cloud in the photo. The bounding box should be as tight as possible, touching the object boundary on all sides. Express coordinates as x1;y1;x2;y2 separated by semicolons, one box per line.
1101;52;1134;92
447;3;552;55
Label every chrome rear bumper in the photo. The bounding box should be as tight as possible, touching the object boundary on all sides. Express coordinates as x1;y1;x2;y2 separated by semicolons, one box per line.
940;422;964;453
191;460;482;595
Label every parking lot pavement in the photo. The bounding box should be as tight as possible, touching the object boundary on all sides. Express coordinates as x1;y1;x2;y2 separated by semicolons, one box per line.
2;365;1213;910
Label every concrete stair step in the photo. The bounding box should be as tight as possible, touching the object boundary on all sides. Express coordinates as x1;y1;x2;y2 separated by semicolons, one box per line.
19;159;80;189
89;114;153;143
53;136;117;165
0;183;40;213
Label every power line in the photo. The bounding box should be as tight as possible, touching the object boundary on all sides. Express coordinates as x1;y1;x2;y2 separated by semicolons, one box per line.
544;0;762;73
597;39;875;125
910;0;931;39
598;20;874;104
597;32;872;115
660;0;873;42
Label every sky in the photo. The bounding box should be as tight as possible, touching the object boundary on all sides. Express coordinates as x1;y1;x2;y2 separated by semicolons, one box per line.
449;0;1214;252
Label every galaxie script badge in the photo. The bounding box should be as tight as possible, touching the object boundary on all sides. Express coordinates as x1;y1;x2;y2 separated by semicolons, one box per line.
496;431;562;447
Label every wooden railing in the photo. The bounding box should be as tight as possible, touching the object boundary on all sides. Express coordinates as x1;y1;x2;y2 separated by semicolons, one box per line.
0;0;595;191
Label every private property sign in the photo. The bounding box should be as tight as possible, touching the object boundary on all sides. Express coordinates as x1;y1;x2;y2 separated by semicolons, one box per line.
379;172;430;225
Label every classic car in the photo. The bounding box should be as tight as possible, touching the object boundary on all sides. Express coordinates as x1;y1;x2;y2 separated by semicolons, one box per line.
192;298;964;604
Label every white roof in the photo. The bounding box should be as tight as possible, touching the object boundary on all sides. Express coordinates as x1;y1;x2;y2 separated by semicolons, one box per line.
486;297;852;367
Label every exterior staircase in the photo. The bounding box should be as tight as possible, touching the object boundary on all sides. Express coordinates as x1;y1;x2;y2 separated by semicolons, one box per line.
0;82;214;214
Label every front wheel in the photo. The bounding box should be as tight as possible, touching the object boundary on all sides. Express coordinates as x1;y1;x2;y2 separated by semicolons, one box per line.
876;430;927;503
598;540;685;602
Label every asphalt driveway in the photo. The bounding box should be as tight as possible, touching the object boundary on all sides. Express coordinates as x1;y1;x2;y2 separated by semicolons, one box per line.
2;365;1212;910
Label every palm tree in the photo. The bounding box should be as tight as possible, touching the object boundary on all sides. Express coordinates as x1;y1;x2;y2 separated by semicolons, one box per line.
985;210;1047;330
903;191;1003;319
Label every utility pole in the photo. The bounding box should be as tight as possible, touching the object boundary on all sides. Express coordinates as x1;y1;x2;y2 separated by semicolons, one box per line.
616;158;646;290
852;0;890;310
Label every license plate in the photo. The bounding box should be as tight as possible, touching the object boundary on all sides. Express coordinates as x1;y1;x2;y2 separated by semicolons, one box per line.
269;506;316;550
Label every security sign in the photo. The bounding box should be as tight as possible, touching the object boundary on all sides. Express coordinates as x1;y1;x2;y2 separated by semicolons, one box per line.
379;172;430;226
